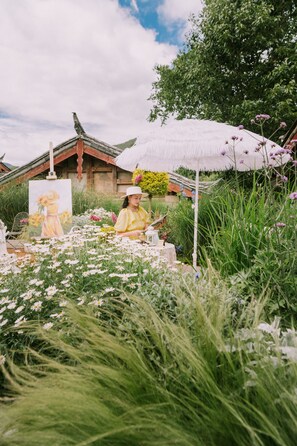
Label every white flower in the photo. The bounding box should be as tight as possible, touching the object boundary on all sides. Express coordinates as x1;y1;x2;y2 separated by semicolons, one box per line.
7;302;17;309
43;322;53;330
46;286;58;297
0;289;10;293
15;305;24;314
104;287;115;293
77;298;85;306
279;346;297;362
59;300;68;307
89;299;103;307
0;354;6;365
31;301;42;312
0;319;8;327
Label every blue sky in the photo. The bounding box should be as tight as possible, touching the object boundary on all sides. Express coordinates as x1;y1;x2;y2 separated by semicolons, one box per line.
0;0;203;165
118;0;186;45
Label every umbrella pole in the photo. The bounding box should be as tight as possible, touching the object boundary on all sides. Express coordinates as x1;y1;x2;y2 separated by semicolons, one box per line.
193;168;199;271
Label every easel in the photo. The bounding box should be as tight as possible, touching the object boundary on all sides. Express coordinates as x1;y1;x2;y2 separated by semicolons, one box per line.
46;141;57;180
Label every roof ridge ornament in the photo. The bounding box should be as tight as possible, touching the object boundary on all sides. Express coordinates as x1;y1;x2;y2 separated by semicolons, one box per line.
72;112;86;136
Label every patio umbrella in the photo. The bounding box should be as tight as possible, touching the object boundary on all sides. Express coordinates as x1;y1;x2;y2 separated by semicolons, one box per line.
116;119;290;270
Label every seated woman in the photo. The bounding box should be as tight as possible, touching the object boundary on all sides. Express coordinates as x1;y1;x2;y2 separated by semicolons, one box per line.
114;186;150;238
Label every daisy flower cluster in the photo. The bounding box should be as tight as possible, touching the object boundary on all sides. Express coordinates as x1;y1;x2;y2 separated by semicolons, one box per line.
0;222;179;352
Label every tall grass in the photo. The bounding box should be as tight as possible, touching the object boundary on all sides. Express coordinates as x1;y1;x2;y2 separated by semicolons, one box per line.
1;273;296;445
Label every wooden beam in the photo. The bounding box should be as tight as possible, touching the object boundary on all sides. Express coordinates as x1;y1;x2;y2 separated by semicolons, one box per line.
83;145;116;165
13;147;77;183
76;139;84;181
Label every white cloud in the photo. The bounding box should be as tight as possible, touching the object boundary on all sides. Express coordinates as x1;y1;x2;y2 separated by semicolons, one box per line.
157;0;204;40
0;0;177;165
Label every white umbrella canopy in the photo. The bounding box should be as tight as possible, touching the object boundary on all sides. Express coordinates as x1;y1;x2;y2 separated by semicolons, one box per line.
115;119;290;270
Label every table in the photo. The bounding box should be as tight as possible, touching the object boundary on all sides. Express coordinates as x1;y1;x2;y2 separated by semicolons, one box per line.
148;242;177;265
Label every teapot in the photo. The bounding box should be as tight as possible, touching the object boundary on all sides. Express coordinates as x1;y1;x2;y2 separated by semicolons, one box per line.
145;226;159;246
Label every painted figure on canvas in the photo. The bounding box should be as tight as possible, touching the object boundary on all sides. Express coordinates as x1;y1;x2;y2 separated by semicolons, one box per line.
37;190;64;238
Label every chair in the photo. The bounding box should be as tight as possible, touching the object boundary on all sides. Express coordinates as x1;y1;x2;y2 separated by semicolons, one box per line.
6;212;29;247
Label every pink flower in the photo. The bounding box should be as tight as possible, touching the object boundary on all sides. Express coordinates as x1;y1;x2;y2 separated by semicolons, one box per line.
134;174;143;185
90;215;102;222
111;212;117;223
275;222;286;228
289;192;297;200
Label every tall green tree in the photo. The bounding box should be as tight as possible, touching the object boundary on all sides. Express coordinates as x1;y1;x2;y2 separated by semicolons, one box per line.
149;0;297;135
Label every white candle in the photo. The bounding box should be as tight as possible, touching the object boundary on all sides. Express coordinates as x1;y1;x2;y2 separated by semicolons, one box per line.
49;141;54;173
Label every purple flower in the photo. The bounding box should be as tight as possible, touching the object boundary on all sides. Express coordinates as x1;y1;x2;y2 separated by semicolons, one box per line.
279;121;287;128
275;148;287;155
275;222;286;228
255;114;271;121
281;176;288;183
220;149;227;156
292;160;297;167
238;125;244;130
289;192;297;200
134;174;143;185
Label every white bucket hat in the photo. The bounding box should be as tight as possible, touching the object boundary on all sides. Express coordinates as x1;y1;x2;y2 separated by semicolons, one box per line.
121;186;148;198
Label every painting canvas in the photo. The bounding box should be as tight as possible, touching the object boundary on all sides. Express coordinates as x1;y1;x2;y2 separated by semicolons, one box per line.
29;179;72;238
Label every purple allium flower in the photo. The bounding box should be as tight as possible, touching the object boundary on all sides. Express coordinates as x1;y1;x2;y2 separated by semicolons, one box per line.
275;222;286;228
289;192;297;200
279;121;287;128
243;150;249;154
281;176;288;182
238;125;244;130
220;149;227;156
255;114;271;121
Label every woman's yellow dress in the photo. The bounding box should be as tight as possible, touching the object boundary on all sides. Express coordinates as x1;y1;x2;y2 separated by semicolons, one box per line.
114;206;150;237
41;203;64;238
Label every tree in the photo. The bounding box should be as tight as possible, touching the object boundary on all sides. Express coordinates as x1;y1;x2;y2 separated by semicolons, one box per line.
132;169;169;215
149;0;297;136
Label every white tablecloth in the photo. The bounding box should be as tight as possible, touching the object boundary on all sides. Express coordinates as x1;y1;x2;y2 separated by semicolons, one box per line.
148;242;177;265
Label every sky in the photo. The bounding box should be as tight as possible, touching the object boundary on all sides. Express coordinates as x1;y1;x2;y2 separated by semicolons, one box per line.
0;0;204;166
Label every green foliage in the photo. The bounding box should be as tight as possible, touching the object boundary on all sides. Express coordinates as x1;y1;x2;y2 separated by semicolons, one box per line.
149;0;297;134
132;168;169;197
0;182;29;229
1;280;297;445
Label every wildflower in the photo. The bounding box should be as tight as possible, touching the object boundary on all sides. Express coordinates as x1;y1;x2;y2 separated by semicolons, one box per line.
90;214;102;222
0;319;8;327
111;212;117;224
15;305;24;314
279;121;287;128
292;160;297;167
31;301;42;312
43;322;53;330
289;192;297;200
46;286;58;297
134;174;143;185
275;222;286;228
0;354;6;366
255;114;271;121
7;302;17;309
281;176;288;183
